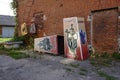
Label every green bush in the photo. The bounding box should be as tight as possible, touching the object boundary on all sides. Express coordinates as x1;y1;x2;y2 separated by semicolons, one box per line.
29;36;34;48
112;52;120;60
0;44;4;49
8;50;29;59
90;52;100;58
100;52;109;58
12;36;26;41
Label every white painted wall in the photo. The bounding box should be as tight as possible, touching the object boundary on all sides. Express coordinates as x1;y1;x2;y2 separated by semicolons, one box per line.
2;26;15;37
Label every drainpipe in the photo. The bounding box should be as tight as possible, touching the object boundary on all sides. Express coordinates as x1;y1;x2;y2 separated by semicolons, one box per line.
90;13;93;48
118;6;120;53
90;13;96;53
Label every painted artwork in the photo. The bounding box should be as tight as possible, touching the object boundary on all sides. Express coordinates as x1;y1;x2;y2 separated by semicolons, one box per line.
80;30;86;44
65;24;78;55
63;17;89;60
34;35;64;55
38;38;52;51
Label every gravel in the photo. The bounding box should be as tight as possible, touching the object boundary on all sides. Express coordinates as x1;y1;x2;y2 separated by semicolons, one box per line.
0;54;120;80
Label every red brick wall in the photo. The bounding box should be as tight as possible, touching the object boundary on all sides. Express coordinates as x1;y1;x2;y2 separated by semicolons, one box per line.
17;0;120;53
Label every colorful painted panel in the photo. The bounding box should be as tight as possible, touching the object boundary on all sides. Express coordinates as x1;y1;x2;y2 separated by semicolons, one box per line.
34;35;64;55
63;17;89;60
78;18;89;60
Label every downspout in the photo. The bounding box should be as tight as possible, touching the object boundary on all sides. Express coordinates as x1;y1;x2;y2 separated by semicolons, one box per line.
90;13;93;48
118;7;120;53
90;12;95;53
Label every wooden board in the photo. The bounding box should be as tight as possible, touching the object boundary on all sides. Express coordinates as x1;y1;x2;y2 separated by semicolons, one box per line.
63;17;89;60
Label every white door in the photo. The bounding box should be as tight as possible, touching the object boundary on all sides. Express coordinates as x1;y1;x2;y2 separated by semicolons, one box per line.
2;26;15;38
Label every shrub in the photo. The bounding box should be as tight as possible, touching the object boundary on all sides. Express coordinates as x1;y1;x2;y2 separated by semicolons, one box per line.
100;52;109;58
112;52;120;60
12;36;26;41
8;50;29;59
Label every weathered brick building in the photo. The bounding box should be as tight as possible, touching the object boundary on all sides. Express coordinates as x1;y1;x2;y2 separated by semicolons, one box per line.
17;0;120;53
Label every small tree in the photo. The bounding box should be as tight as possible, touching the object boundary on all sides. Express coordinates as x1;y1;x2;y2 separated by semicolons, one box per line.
10;0;18;15
10;0;18;37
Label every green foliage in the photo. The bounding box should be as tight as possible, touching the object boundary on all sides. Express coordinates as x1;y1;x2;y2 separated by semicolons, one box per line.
29;36;34;48
11;0;18;37
11;35;34;49
0;47;29;59
80;68;88;72
0;35;2;38
0;45;9;55
8;50;29;59
112;52;120;60
97;71;118;80
89;57;112;67
0;44;4;50
12;36;26;41
0;38;12;43
69;63;79;68
79;68;88;76
10;0;18;15
64;68;72;72
90;52;100;58
100;52;109;58
79;72;86;76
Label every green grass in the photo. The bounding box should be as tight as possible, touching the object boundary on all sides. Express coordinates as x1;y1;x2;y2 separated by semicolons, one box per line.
0;49;9;55
64;68;73;72
0;46;30;59
8;50;29;59
80;68;88;72
0;38;12;43
79;72;86;76
97;71;118;80
89;57;112;67
112;52;120;60
69;63;79;68
79;68;88;76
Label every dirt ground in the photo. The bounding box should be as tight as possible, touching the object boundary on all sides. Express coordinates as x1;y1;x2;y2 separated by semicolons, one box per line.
0;53;120;80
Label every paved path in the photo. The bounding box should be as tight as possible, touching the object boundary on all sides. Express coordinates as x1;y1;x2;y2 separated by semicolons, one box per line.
0;54;120;80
